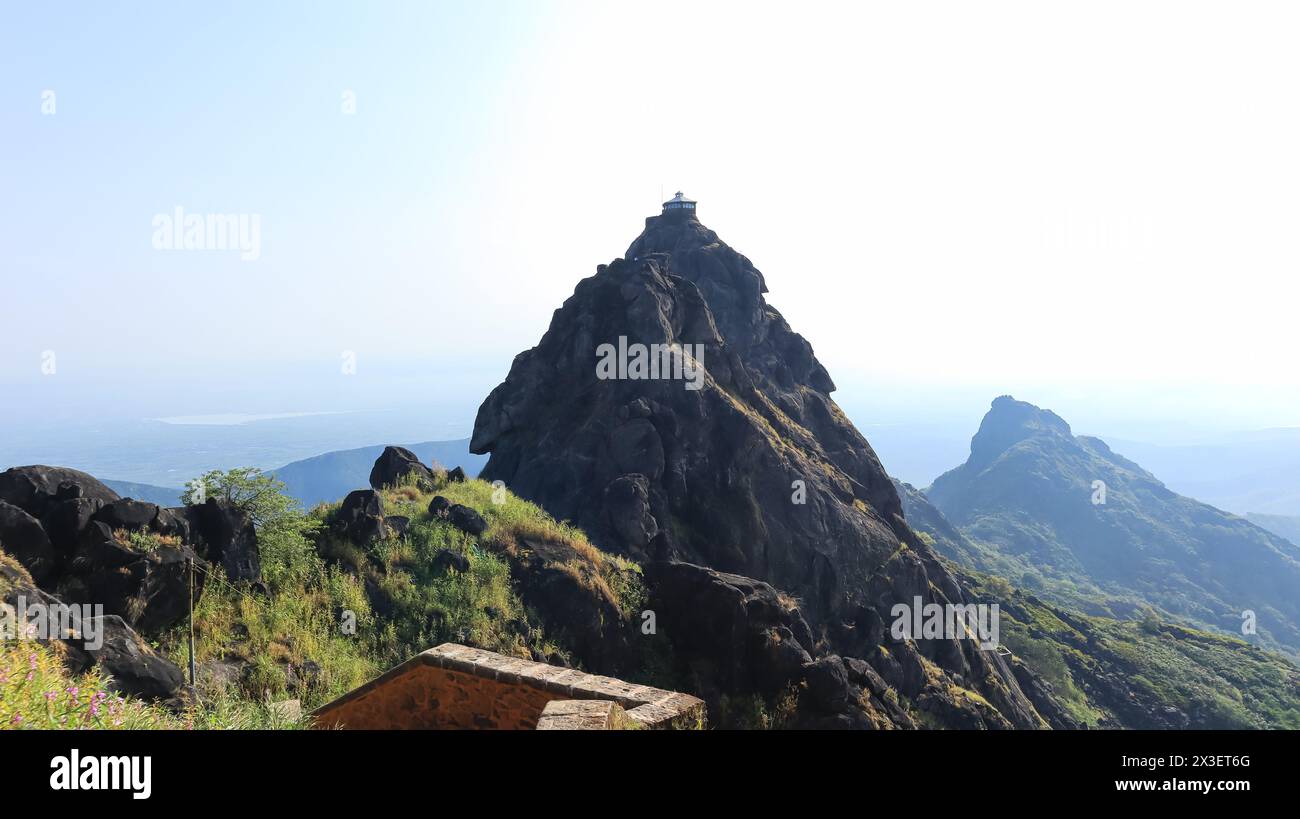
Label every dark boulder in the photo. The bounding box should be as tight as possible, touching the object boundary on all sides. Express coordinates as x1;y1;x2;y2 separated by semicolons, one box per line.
428;496;451;519
645;561;815;699
155;507;192;541
430;548;470;575
284;660;322;696
604;474;658;554
63;614;187;700
78;530;204;635
92;499;161;531
368;446;435;490
1;466;205;639
40;497;101;558
0;465;120;519
0;560;185;701
334;489;386;544
445;466;466;483
447;504;487;537
185;498;261;583
0;500;56;584
385;515;410;539
802;656;852;713
644;560;939;728
487;536;633;674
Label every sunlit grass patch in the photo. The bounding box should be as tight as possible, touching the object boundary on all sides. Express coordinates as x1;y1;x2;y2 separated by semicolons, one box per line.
113;528;182;553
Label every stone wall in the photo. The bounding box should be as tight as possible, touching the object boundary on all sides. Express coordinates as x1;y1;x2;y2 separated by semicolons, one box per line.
311;643;705;730
536;700;631;730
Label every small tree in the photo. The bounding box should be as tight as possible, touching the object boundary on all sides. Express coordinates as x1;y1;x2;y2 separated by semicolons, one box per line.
183;467;321;587
183;467;295;529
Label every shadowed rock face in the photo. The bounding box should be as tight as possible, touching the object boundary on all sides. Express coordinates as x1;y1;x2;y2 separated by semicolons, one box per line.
470;211;1052;728
1;553;186;702
473;212;906;624
473;213;1060;733
0;466;212;636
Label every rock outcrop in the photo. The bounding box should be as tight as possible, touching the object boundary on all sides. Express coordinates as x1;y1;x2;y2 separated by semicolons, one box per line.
1;550;186;701
185;498;261;584
369;446;437;491
0;500;55;585
333;489;388;544
472;213;904;622
0;465;120;517
470;209;1052;728
0;465;208;636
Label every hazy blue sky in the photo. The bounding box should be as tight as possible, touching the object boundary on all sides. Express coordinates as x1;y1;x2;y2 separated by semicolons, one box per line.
4;1;1300;438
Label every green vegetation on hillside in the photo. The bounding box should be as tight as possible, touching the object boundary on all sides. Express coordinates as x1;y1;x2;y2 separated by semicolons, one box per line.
159;469;647;714
924;397;1300;660
964;567;1300;729
0;640;311;730
897;477;1300;728
0;549;305;730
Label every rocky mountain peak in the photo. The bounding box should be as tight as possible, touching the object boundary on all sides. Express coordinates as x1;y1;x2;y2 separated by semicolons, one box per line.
469;207;1057;729
967;395;1074;471
928;396;1300;658
472;213;905;618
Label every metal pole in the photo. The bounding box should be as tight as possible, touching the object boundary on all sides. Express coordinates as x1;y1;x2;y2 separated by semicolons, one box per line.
187;558;196;691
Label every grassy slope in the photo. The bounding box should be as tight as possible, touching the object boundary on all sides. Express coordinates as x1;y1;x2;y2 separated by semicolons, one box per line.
1246;513;1300;548
6;475;652;730
900;483;1300;728
965;569;1300;729
157;476;646;714
928;428;1300;658
0;550;304;730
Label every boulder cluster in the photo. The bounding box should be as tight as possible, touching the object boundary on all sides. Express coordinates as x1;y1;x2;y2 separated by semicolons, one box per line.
0;465;261;701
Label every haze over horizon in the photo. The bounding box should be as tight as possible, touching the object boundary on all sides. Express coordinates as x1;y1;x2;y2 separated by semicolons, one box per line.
5;1;1300;447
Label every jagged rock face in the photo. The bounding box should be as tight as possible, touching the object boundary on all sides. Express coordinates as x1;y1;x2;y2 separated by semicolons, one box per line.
892;478;989;570
0;465;208;636
473;213;904;622
647;560;1044;729
471;213;1052;728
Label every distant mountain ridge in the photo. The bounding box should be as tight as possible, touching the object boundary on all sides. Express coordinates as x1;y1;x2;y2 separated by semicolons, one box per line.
270;439;486;507
1246;513;1300;548
1101;432;1300;517
895;476;1300;728
103;439;486;509
926;396;1300;658
103;479;183;507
